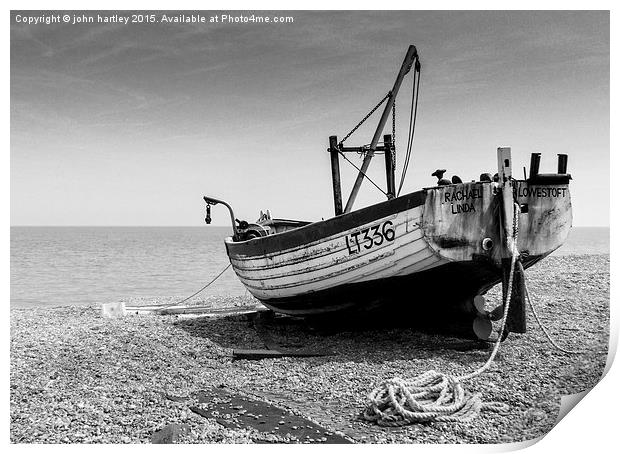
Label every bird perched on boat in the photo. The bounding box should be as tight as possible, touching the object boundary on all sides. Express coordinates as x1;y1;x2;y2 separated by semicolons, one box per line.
451;175;463;184
431;169;452;186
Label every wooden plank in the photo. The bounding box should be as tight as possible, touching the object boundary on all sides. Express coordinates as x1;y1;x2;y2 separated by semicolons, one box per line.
158;305;264;316
125;304;265;317
232;349;334;360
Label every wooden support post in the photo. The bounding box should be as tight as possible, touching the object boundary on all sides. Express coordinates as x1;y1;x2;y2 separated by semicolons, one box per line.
497;147;515;256
497;146;526;333
529;153;541;180
329;135;343;216
502;259;527;333
557;153;568;174
384;134;395;198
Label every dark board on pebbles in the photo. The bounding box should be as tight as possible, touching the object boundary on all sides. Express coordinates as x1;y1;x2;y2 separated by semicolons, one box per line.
190;387;351;444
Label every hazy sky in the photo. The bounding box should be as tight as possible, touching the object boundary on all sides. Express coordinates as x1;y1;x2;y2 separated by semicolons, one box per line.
11;10;609;226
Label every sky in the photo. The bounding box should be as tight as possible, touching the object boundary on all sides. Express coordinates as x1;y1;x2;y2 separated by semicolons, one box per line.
10;10;609;226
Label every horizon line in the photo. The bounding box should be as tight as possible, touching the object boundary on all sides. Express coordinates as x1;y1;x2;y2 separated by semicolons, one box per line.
9;224;612;228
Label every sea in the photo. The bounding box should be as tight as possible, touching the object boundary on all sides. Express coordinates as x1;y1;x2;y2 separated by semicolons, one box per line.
10;226;610;308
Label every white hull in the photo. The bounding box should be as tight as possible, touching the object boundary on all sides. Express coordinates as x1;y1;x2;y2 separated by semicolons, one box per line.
226;205;446;301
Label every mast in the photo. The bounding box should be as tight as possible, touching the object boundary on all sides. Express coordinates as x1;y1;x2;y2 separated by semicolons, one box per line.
343;45;419;213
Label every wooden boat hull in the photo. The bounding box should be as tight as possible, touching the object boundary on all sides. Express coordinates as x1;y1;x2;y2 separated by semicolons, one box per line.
254;254;545;318
224;180;571;317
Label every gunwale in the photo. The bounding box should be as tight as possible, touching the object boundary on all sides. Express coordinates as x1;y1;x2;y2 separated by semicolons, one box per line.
225;189;426;258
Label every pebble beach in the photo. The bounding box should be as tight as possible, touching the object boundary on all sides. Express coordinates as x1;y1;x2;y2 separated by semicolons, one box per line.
10;254;609;444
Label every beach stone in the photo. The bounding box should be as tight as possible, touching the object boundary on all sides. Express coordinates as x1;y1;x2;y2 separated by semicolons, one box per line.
164;393;188;402
151;423;189;444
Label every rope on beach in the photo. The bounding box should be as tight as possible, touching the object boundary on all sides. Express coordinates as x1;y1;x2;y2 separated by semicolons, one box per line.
362;202;520;426
160;263;232;310
362;373;509;425
363;199;586;426
523;263;585;355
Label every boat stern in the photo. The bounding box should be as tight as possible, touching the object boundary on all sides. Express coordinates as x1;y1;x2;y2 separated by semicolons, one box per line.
515;177;572;259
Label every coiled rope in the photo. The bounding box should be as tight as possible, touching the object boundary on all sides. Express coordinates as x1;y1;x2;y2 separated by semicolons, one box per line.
362;202;520;425
363;199;584;425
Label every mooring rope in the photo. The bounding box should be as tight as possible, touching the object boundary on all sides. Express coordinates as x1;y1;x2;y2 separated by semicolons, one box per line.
362;202;521;425
522;261;585;355
159;263;232;311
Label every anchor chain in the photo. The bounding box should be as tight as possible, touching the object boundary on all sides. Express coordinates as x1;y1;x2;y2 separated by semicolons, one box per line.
391;101;396;170
338;91;392;147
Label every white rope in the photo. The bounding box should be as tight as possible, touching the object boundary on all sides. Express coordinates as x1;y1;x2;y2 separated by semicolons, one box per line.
362;202;521;425
363;197;587;426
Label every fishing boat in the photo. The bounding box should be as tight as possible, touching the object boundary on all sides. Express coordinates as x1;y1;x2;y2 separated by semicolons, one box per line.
204;45;572;338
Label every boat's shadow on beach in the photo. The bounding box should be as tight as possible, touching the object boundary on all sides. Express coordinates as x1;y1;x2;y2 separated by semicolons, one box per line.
173;310;493;363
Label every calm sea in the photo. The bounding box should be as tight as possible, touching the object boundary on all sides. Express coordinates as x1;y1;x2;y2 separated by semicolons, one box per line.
10;226;609;308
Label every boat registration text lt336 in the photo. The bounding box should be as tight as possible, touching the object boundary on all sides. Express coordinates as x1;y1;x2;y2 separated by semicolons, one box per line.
345;220;396;255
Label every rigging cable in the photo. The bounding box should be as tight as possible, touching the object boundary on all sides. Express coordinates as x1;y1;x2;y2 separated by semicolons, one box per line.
397;60;421;196
337;150;388;197
336;91;393;197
